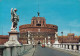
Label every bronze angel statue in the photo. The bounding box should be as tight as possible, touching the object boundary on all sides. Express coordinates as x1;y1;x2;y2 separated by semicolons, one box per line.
11;8;19;30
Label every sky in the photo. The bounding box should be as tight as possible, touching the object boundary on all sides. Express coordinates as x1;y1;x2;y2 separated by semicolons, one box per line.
0;0;80;36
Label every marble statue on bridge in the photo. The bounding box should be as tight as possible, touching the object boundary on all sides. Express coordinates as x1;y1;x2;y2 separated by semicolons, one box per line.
11;8;19;31
53;32;60;45
4;8;20;46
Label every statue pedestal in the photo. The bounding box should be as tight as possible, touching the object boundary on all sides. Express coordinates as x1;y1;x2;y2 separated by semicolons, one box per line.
45;43;47;46
53;39;60;48
54;39;60;44
48;42;51;45
47;42;51;47
4;31;21;46
28;39;31;45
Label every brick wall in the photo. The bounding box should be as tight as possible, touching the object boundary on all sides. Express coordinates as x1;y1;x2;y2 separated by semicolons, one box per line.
0;35;9;45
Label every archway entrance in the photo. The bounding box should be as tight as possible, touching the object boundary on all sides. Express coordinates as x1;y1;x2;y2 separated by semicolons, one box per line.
38;41;41;44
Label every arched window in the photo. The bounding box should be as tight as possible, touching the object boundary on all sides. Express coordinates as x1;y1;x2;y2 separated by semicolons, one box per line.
36;20;38;23
33;20;34;24
40;21;41;23
43;20;44;25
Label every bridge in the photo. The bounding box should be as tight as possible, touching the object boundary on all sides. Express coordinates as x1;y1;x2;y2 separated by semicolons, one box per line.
0;43;80;56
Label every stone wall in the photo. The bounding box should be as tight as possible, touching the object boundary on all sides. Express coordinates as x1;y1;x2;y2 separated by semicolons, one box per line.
19;17;58;44
58;33;80;43
0;35;9;45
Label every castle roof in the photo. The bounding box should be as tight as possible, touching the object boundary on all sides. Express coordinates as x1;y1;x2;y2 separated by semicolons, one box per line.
32;17;45;20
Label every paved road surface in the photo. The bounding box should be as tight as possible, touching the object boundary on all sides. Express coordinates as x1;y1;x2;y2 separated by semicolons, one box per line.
33;45;73;56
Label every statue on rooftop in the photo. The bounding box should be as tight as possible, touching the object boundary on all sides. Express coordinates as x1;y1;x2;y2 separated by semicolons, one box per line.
37;12;40;17
11;8;19;31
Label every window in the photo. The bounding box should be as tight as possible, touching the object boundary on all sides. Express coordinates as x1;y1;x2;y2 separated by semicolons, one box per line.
43;21;44;25
33;20;34;24
40;21;41;23
36;20;38;23
36;24;41;26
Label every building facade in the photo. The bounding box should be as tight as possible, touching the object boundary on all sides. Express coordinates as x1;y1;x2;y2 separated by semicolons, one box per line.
58;33;80;43
19;16;58;44
0;35;9;45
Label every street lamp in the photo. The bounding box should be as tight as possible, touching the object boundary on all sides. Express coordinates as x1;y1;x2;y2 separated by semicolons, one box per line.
61;32;63;43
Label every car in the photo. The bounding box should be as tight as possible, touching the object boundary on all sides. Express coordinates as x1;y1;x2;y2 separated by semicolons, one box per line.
42;44;45;48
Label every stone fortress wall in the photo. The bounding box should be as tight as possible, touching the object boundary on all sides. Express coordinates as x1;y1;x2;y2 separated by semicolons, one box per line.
19;17;58;44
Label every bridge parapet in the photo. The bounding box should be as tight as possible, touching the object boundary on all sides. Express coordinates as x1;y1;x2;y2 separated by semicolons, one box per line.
0;44;33;56
53;43;80;53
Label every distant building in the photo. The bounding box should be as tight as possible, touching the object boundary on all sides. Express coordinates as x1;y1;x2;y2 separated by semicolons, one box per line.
0;35;27;45
58;33;80;43
19;16;58;44
0;35;9;45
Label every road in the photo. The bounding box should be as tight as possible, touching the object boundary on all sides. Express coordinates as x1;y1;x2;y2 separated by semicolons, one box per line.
33;45;73;56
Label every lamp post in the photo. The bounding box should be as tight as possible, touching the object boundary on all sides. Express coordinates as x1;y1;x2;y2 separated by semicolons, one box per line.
61;32;63;43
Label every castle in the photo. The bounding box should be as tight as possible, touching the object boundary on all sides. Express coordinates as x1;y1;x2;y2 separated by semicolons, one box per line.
19;14;58;44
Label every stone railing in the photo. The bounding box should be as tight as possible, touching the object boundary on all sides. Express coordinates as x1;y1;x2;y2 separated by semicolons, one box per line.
53;43;80;53
0;44;33;56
